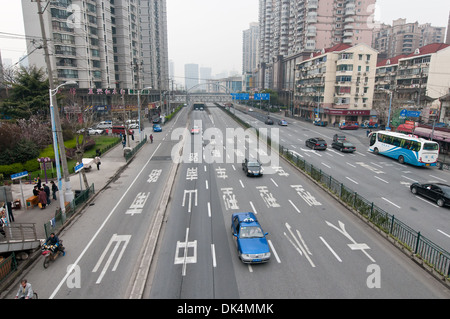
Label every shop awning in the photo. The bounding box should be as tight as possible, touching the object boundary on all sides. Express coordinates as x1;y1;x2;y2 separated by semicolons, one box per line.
396;124;414;133
413;127;450;142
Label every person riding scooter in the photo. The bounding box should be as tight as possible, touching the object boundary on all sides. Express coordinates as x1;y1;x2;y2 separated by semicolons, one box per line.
44;233;65;255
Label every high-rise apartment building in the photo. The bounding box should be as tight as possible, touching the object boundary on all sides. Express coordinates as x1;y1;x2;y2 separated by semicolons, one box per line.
21;0;169;90
259;0;375;63
185;63;199;92
242;22;259;75
258;0;376;90
372;19;446;58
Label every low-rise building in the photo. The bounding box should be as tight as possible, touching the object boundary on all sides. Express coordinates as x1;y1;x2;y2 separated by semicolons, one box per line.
295;43;378;125
374;43;450;127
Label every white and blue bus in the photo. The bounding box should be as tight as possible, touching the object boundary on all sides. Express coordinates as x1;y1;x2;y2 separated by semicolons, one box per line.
369;131;439;167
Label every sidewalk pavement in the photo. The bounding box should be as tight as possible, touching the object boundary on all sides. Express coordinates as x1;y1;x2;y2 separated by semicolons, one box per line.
6;134;146;240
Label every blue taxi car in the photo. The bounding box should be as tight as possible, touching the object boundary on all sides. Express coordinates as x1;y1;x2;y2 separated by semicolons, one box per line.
231;212;271;264
153;124;162;132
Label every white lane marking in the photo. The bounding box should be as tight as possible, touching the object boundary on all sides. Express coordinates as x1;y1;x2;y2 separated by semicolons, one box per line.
211;244;217;268
374;176;389;184
289;200;301;213
346;162;356;168
322;162;331;169
271;178;279;187
239;179;245;188
320;236;342;262
401;175;418;183
346;177;359;185
429;175;447;182
250;201;258;214
268;240;281;263
207;202;211;217
437;229;450;238
382;197;401;209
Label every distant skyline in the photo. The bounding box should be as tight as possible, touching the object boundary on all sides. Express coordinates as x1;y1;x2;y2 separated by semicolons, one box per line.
0;0;449;84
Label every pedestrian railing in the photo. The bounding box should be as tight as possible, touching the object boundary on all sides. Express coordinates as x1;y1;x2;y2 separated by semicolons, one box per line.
125;136;147;162
280;145;450;280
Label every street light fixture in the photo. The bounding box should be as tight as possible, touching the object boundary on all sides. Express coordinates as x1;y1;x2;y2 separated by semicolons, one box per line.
137;86;152;141
380;88;393;130
49;81;77;214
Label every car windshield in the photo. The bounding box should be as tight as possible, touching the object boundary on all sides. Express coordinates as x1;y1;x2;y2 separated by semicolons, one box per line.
343;143;353;147
239;226;264;238
248;162;260;167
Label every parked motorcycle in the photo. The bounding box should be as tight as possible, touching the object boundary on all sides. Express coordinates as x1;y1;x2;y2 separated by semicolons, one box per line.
41;240;65;268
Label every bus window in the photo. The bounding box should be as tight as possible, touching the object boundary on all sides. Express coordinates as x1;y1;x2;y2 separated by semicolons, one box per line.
411;141;420;152
423;143;439;151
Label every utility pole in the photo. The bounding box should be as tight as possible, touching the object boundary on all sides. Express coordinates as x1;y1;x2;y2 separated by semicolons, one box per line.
36;0;74;211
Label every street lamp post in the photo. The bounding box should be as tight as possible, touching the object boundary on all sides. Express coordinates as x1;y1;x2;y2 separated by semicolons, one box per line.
49;81;77;214
380;88;393;130
138;86;152;141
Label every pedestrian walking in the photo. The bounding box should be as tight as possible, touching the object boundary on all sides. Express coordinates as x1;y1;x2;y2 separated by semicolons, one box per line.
38;188;47;209
94;156;101;170
36;176;41;190
43;183;51;205
50;181;58;201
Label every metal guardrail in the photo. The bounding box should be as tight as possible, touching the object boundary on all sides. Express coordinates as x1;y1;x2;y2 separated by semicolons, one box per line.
281;145;450;279
125;136;147;162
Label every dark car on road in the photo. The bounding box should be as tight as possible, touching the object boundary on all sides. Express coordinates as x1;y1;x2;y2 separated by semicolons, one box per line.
231;212;271;264
265;118;274;125
332;141;356;153
410;182;450;207
333;134;346;142
305;137;327;150
242;157;263;177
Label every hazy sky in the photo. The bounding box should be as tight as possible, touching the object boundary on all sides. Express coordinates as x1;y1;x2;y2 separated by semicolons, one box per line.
0;0;449;83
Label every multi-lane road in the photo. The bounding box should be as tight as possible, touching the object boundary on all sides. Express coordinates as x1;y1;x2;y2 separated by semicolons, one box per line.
5;104;449;299
234;106;450;250
148;105;449;298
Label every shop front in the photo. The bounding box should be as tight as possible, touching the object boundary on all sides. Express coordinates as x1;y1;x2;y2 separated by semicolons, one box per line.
325;109;372;126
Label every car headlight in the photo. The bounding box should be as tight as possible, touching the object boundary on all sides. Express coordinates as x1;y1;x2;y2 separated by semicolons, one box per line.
262;252;271;258
248;170;251;173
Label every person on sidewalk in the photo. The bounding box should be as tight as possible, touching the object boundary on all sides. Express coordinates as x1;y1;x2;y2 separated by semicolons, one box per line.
94;156;101;170
43;183;51;205
38;188;47;209
50;181;58;200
